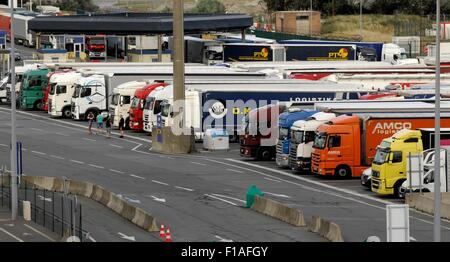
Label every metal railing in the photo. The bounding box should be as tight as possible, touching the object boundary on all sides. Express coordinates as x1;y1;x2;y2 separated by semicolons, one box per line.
0;173;87;241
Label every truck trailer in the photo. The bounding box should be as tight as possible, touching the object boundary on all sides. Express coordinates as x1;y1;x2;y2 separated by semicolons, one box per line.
311;111;450;178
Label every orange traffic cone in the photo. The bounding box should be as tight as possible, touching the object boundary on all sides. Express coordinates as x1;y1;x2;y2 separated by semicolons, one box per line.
159;224;165;239
165;227;172;242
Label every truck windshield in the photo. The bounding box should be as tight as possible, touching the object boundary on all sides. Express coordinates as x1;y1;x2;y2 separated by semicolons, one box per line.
291;130;303;144
131;97;140;109
373;149;389;165
161;102;170;117
73;84;82;98
144;97;154;110
153;100;163;114
49;83;57;95
279;127;289;140
112;94;120;106
313;134;327;149
89;39;104;45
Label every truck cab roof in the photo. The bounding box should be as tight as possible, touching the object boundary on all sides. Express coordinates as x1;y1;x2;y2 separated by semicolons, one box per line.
291;112;337;131
278;109;317;128
134;82;168;98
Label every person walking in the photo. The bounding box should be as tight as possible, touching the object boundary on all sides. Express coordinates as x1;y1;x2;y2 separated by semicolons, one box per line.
105;114;112;139
87;112;95;135
96;112;104;135
119;115;125;138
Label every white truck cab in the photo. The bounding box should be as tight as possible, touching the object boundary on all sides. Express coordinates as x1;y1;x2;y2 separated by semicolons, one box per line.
143;85;173;133
71;74;107;120
48;72;82;118
382;43;408;63
109;81;148;128
289;112;337;172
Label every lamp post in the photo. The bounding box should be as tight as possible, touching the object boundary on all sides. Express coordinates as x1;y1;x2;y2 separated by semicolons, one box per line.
9;0;18;221
434;0;442;243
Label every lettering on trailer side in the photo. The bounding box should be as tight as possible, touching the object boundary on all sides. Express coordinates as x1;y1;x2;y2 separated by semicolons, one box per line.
371;122;413;135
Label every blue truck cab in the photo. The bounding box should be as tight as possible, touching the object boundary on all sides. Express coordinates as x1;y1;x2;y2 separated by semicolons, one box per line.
276;108;317;168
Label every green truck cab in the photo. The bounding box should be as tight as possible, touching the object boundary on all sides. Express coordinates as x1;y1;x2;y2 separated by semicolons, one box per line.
19;68;50;110
371;129;423;198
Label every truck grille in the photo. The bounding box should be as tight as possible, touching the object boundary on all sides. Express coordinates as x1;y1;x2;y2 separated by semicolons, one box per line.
276;141;283;155
144;114;149;129
71;102;75;112
311;152;321;167
109;108;115;124
289;142;299;166
372;179;380;189
48;99;52;111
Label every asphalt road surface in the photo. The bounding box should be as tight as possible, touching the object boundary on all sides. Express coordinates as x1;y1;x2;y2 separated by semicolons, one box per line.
0;106;449;242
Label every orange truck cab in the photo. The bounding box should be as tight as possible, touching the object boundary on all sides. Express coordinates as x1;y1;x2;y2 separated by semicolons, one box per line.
311;113;450;178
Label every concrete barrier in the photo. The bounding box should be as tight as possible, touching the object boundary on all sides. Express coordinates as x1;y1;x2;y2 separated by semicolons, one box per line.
2;175;159;232
308;215;344;242
406;192;450;220
251;195;306;227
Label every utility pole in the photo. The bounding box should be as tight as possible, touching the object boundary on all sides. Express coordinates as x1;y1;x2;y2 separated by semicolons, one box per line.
434;0;442;243
360;0;363;38
310;0;313;36
10;0;18;221
173;0;185;131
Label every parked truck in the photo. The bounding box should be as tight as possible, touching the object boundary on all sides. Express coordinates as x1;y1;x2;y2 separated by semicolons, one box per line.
85;35;107;61
371;128;450;197
240;104;287;160
109;81;149;129
284;44;358;61
275;108;317;167
48;72;82;118
311;112;450;178
19;67;51;110
279;40;407;62
289;112;337;172
129;81;168;131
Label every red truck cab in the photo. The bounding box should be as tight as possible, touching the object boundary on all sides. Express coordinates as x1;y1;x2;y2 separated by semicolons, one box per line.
86;35;106;61
240;104;286;161
129;82;168;131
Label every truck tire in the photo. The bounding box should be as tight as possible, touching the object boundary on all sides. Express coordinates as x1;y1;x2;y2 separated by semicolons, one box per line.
33;100;44;111
257;147;273;161
394;180;406;199
335;165;351;178
62;106;72;119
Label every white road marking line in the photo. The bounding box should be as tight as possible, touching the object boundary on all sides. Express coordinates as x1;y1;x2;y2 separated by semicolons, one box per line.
88;235;97;242
0;143;8;147
70;159;84;165
223;159;450;230
210;193;245;203
190;161;207;166
31;151;46;155
0;227;24;242
214;235;233;242
131;144;142;151
204;194;238;206
129;174;145;180
109;169;124;174
264;177;282;183
49;155;64;160
151;180;169;186
109;144;123;149
89;164;105;169
174;186;195;192
30;128;43;132
23;224;55;242
55;132;69;137
226;168;244;174
83;138;96;142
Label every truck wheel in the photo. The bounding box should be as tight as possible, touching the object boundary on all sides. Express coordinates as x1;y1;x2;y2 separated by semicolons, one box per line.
34;100;44;111
62;107;72;119
335;165;351;178
394;180;406;199
257;148;273;161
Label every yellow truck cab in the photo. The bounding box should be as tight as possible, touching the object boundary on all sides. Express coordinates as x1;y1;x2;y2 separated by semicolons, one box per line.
371;129;423;198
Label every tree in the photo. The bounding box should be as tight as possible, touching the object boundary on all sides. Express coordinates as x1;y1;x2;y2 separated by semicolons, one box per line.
56;0;99;12
191;0;226;14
